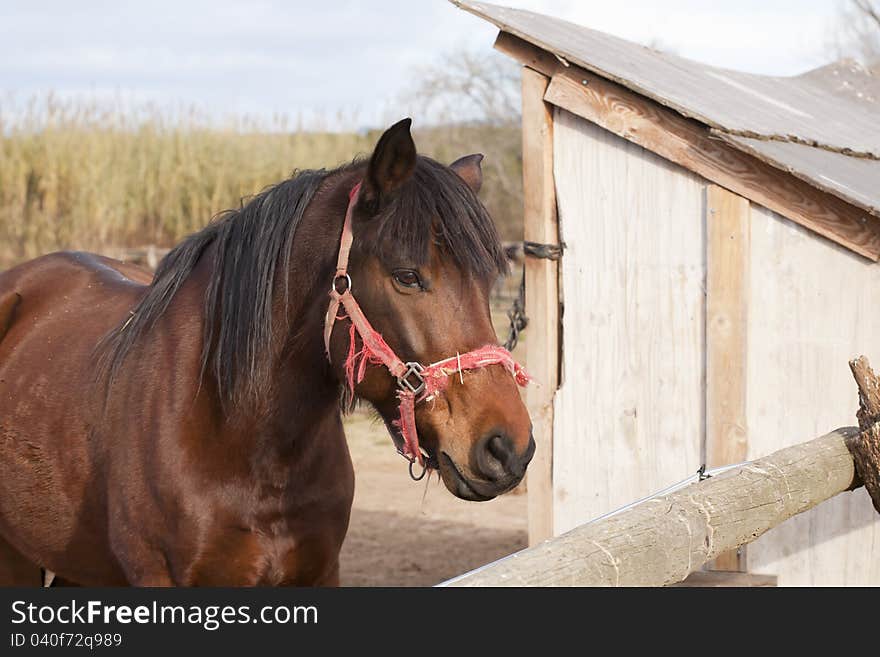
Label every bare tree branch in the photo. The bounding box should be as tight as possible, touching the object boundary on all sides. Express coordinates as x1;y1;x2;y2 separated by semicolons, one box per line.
854;0;880;30
396;48;524;242
833;0;880;69
402;48;520;126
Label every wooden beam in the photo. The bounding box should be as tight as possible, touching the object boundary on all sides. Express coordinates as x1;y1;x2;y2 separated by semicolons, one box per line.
494;31;880;260
521;65;560;546
444;428;860;586
495;31;558;77
704;186;751;573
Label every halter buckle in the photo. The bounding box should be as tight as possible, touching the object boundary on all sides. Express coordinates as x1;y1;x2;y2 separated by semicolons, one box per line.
397;361;426;396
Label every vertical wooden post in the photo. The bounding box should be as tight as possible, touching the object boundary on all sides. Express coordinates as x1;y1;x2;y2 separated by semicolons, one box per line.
522;66;560;545
705;185;750;571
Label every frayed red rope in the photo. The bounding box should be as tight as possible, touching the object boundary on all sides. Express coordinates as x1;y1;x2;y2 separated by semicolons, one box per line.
343;320;391;395
392;391;420;463
419;345;531;400
340;312;530;468
343;322;361;410
341;317;423;463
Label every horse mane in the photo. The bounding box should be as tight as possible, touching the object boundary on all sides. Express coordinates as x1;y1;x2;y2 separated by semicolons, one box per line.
96;155;507;412
97;167;328;409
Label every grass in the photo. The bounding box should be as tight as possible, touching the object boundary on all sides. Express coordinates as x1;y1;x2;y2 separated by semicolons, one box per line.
0;96;522;269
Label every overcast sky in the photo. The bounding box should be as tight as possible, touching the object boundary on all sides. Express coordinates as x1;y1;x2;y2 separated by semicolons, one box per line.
0;0;844;129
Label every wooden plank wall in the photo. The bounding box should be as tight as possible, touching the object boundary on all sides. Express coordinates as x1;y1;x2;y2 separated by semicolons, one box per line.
745;205;880;585
499;42;880;578
550;108;706;534
546;95;880;584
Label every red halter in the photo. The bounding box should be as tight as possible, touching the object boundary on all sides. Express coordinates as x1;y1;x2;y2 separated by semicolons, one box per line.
324;182;530;470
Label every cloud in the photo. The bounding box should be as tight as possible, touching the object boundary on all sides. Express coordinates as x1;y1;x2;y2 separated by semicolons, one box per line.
0;0;840;128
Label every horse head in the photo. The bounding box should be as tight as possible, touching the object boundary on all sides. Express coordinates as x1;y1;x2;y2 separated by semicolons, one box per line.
326;119;534;501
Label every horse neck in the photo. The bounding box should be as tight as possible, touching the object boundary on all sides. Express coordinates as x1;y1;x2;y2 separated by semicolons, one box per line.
219;168;362;457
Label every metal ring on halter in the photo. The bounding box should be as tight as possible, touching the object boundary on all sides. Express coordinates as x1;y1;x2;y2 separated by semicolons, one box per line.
331;273;352;295
409;458;428;481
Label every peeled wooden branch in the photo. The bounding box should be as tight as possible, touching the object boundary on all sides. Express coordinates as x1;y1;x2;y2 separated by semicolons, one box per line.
445;428;862;587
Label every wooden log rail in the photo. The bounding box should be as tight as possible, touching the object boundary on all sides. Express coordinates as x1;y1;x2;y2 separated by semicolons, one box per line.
442;358;880;587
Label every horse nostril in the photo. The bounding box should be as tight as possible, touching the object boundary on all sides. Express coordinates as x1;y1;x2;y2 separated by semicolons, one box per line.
488;434;512;462
472;434;504;481
475;434;517;481
475;433;535;481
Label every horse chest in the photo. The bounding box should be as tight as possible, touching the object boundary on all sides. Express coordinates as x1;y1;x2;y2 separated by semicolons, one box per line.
173;462;353;586
185;507;349;586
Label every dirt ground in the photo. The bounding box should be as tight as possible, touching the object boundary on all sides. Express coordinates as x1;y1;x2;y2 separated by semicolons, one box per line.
338;410;527;586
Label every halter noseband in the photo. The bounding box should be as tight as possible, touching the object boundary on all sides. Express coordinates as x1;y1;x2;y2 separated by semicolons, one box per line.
323;182;530;473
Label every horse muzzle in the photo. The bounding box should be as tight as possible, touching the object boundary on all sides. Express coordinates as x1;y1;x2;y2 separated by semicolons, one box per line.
438;432;536;501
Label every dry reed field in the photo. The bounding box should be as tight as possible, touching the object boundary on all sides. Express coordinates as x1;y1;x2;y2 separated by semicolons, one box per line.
0;96;522;269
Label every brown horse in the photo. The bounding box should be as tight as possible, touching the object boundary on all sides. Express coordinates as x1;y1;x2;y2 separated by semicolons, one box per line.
0;119;534;586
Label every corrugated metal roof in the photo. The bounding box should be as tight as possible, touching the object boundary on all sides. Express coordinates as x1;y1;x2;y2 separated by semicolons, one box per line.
452;0;880;218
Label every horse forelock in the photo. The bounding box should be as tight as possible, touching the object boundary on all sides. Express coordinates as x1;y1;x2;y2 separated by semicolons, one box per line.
362;157;508;279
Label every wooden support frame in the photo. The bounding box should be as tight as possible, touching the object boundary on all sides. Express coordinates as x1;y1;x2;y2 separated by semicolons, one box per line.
705;185;751;572
494;31;880;260
521;66;560;546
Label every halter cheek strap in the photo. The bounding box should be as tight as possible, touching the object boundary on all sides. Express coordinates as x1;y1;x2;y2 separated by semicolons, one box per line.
324;182;530;470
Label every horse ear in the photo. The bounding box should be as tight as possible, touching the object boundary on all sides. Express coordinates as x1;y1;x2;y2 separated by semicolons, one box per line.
363;118;417;205
449;153;484;194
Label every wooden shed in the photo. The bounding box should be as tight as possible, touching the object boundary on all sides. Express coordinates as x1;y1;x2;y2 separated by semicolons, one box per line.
453;0;880;585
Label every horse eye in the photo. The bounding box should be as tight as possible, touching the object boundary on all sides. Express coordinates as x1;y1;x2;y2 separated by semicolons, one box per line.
392;269;422;289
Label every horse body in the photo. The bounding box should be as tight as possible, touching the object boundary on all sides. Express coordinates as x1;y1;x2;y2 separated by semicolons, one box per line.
0;189;355;585
0;120;533;586
0;253;142;580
